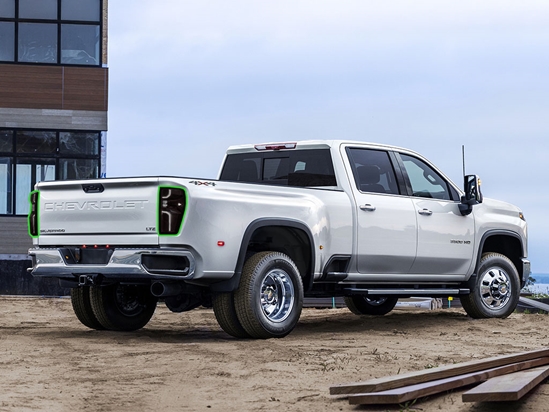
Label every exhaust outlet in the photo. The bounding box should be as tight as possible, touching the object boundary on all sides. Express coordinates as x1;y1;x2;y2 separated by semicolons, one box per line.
150;282;183;297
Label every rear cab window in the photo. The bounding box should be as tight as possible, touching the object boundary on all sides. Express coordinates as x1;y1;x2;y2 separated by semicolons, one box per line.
219;149;337;187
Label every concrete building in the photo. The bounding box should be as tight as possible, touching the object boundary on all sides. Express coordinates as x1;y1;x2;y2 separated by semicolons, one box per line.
0;0;108;294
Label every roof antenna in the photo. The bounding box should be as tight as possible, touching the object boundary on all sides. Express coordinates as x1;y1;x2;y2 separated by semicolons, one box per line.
462;145;466;176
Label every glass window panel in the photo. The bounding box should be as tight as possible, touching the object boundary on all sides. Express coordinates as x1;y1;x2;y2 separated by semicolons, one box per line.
16;131;57;154
0;22;14;62
60;158;98;180
19;0;57;19
401;154;451;200
62;0;100;21
15;163;31;215
59;132;99;155
18;23;57;63
347;148;400;195
61;24;99;65
0;130;13;152
0;0;14;18
0;157;12;214
15;158;55;215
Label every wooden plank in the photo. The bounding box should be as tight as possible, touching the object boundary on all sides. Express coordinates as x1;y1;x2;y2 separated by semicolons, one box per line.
330;348;549;395
519;297;549;312
348;357;549;405
462;365;549;402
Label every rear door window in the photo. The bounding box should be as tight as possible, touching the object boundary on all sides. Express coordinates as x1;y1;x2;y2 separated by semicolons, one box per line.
346;148;400;195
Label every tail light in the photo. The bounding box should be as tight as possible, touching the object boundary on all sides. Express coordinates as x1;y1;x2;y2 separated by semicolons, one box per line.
158;187;187;235
28;190;40;238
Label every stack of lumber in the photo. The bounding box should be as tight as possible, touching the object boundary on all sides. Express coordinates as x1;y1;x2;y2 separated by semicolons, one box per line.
329;348;549;405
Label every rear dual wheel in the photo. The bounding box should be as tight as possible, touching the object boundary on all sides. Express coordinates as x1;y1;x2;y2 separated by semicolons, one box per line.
70;283;158;331
213;251;304;339
70;286;104;330
344;295;398;316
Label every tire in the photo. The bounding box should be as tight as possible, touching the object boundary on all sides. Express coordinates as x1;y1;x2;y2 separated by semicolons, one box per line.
234;251;304;339
212;292;251;338
70;286;105;330
461;252;520;319
344;295;398;316
89;283;158;331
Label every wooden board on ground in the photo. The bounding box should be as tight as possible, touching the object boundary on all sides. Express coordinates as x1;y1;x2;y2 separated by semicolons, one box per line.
519;297;549;313
462;365;549;402
348;358;549;405
330;348;549;396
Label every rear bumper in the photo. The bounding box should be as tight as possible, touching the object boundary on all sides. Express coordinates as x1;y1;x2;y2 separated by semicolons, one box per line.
28;247;196;281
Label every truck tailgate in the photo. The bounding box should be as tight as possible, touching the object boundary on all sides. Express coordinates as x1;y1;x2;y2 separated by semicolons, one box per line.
35;177;160;246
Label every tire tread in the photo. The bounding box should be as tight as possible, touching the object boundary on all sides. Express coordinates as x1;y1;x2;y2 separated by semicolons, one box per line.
70;287;105;330
212;292;251;338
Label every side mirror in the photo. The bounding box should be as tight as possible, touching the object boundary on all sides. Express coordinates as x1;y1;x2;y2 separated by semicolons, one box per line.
458;174;482;216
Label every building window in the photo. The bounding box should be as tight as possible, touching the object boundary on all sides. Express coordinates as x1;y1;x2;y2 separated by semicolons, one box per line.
0;21;14;61
18;23;58;63
61;24;99;65
0;0;101;66
0;129;101;215
0;0;15;18
19;0;57;19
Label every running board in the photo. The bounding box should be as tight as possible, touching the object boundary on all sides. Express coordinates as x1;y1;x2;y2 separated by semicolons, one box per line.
344;288;470;296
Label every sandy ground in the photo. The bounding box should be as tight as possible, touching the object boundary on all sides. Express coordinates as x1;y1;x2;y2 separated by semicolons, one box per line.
1;297;549;412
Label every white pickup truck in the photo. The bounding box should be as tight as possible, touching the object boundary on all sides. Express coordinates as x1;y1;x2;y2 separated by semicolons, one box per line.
28;141;530;339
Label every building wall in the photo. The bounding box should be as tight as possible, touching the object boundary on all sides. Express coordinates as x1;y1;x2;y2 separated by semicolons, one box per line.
0;64;108;130
0;216;31;254
0;0;108;295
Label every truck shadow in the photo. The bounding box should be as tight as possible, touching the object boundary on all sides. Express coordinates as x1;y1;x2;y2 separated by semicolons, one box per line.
26;308;510;344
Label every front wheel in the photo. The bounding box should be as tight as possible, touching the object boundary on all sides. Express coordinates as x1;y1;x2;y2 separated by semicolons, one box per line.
234;251;304;339
89;284;158;331
344;296;398;316
461;253;520;319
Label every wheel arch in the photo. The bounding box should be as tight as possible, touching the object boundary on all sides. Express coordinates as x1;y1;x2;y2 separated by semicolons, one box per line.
477;230;526;281
211;218;315;293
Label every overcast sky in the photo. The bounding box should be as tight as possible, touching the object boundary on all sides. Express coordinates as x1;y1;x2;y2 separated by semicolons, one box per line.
107;1;549;274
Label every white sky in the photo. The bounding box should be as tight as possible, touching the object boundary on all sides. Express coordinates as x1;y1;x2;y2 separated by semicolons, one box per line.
106;1;549;274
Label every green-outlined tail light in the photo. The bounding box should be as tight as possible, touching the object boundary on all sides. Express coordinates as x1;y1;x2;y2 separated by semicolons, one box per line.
158;187;187;235
28;190;40;238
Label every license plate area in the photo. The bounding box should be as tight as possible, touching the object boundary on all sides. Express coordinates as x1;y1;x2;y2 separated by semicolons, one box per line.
60;247;114;265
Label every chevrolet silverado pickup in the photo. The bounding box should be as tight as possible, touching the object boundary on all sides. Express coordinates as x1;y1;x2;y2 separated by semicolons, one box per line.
27;141;530;338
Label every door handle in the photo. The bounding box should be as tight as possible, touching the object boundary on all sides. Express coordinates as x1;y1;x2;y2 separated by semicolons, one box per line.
360;204;376;212
418;208;433;216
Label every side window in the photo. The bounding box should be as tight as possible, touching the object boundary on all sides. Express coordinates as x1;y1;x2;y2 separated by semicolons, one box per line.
347;148;399;195
400;154;451;200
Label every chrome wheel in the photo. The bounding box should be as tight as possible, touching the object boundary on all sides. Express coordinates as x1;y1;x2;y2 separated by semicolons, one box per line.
260;269;295;323
479;267;512;310
235;251;303;339
344;295;398;316
365;297;388;306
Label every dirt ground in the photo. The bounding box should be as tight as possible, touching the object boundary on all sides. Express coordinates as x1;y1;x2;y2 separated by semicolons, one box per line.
1;297;549;412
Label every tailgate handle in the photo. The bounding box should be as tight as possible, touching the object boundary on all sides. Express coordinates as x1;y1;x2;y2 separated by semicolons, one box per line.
82;183;104;193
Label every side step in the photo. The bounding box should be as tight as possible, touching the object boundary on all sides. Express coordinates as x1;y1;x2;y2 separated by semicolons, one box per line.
344;288;470;296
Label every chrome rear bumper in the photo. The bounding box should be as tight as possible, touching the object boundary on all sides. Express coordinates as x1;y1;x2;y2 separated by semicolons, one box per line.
28;247;196;280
